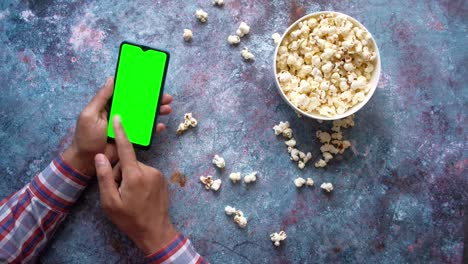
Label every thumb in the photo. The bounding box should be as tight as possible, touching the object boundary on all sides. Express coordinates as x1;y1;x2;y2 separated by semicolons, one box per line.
95;154;121;209
86;77;114;113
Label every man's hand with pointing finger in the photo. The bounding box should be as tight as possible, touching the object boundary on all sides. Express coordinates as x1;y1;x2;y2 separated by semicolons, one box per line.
94;115;177;255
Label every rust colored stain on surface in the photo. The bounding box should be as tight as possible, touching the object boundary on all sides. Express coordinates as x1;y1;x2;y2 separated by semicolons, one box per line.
170;170;186;187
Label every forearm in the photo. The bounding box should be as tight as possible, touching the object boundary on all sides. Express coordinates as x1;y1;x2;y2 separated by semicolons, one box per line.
0;156;92;262
145;233;207;264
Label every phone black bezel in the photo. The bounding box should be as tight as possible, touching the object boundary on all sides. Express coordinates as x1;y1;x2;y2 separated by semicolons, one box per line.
107;41;171;150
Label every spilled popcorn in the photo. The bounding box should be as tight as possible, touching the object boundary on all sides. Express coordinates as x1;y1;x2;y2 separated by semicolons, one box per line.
176;113;198;134
236;22;250;37
272;33;281;44
200;175;222;191
183;29;192;42
275;13;377;117
314;159;327;168
224;205;236;215
243;171;257;183
234;211;248;228
294;177;306;187
273;121;312;169
270;231;287;247
227;35;240;45
320;182;334;192
225;206;248;228
273;121;293;139
314;115;354;168
195;9;208;23
229;172;241;183
241;47;255;61
212;154;226;169
213;0;224;6
294;177;314;187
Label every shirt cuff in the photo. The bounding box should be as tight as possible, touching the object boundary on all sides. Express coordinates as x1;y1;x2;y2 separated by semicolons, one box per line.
29;156;93;213
145;233;207;264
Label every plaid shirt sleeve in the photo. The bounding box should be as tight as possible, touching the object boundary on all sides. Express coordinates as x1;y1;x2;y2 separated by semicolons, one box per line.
145;233;207;264
0;156;93;263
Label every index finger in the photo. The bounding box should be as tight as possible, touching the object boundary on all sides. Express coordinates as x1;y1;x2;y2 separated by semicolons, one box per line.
112;115;138;169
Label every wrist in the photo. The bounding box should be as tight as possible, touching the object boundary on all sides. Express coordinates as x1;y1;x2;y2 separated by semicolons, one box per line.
139;223;178;255
62;146;96;176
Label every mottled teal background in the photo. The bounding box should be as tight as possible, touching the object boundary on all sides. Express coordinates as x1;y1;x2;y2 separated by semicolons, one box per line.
0;0;466;263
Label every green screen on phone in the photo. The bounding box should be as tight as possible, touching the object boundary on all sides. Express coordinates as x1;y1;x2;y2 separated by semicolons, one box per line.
107;42;169;147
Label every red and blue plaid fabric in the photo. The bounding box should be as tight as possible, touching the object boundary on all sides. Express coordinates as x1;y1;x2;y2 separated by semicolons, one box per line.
0;156;205;263
146;233;206;264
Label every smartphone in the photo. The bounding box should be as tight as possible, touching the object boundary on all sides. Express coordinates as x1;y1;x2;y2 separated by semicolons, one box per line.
107;41;170;148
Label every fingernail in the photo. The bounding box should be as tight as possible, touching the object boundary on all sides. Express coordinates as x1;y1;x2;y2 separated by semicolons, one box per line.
113;115;121;126
95;154;107;166
105;77;112;86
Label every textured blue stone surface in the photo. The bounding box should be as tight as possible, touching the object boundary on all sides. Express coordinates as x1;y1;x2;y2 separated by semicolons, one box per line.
0;0;466;263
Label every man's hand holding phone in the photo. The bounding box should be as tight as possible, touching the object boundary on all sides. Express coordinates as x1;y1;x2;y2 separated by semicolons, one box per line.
94;115;177;255
62;77;173;176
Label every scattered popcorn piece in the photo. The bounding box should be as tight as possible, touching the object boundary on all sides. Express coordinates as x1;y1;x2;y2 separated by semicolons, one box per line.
294;177;306;188
176;123;189;134
306;178;314;186
320;144;339;154
233;210;248;228
244;171;257;183
313;115;355;167
273;121;288;135
316;130;331;143
302;152;312;164
200;175;212;190
331;132;343;140
200;175;221;191
333;115;355;130
183;29;193;42
176;113;198;134
282;127;293;138
272;33;281;44
322;152;333;162
241;47;255;61
290;148;300;161
227;35;241;45
285;138;296;148
211;179;222;191
332;139;352;153
236;22;250;37
229;172;241;183
274;121;312;169
299;151;306;159
199;175;221;191
320;182;334;192
270;231;287;247
342;140;352;149
212;154;226;169
213;0;224;6
315;159;327;168
273;121;293;139
225;205;236;215
226;207;248;228
297;160;305;169
195;9;208;23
